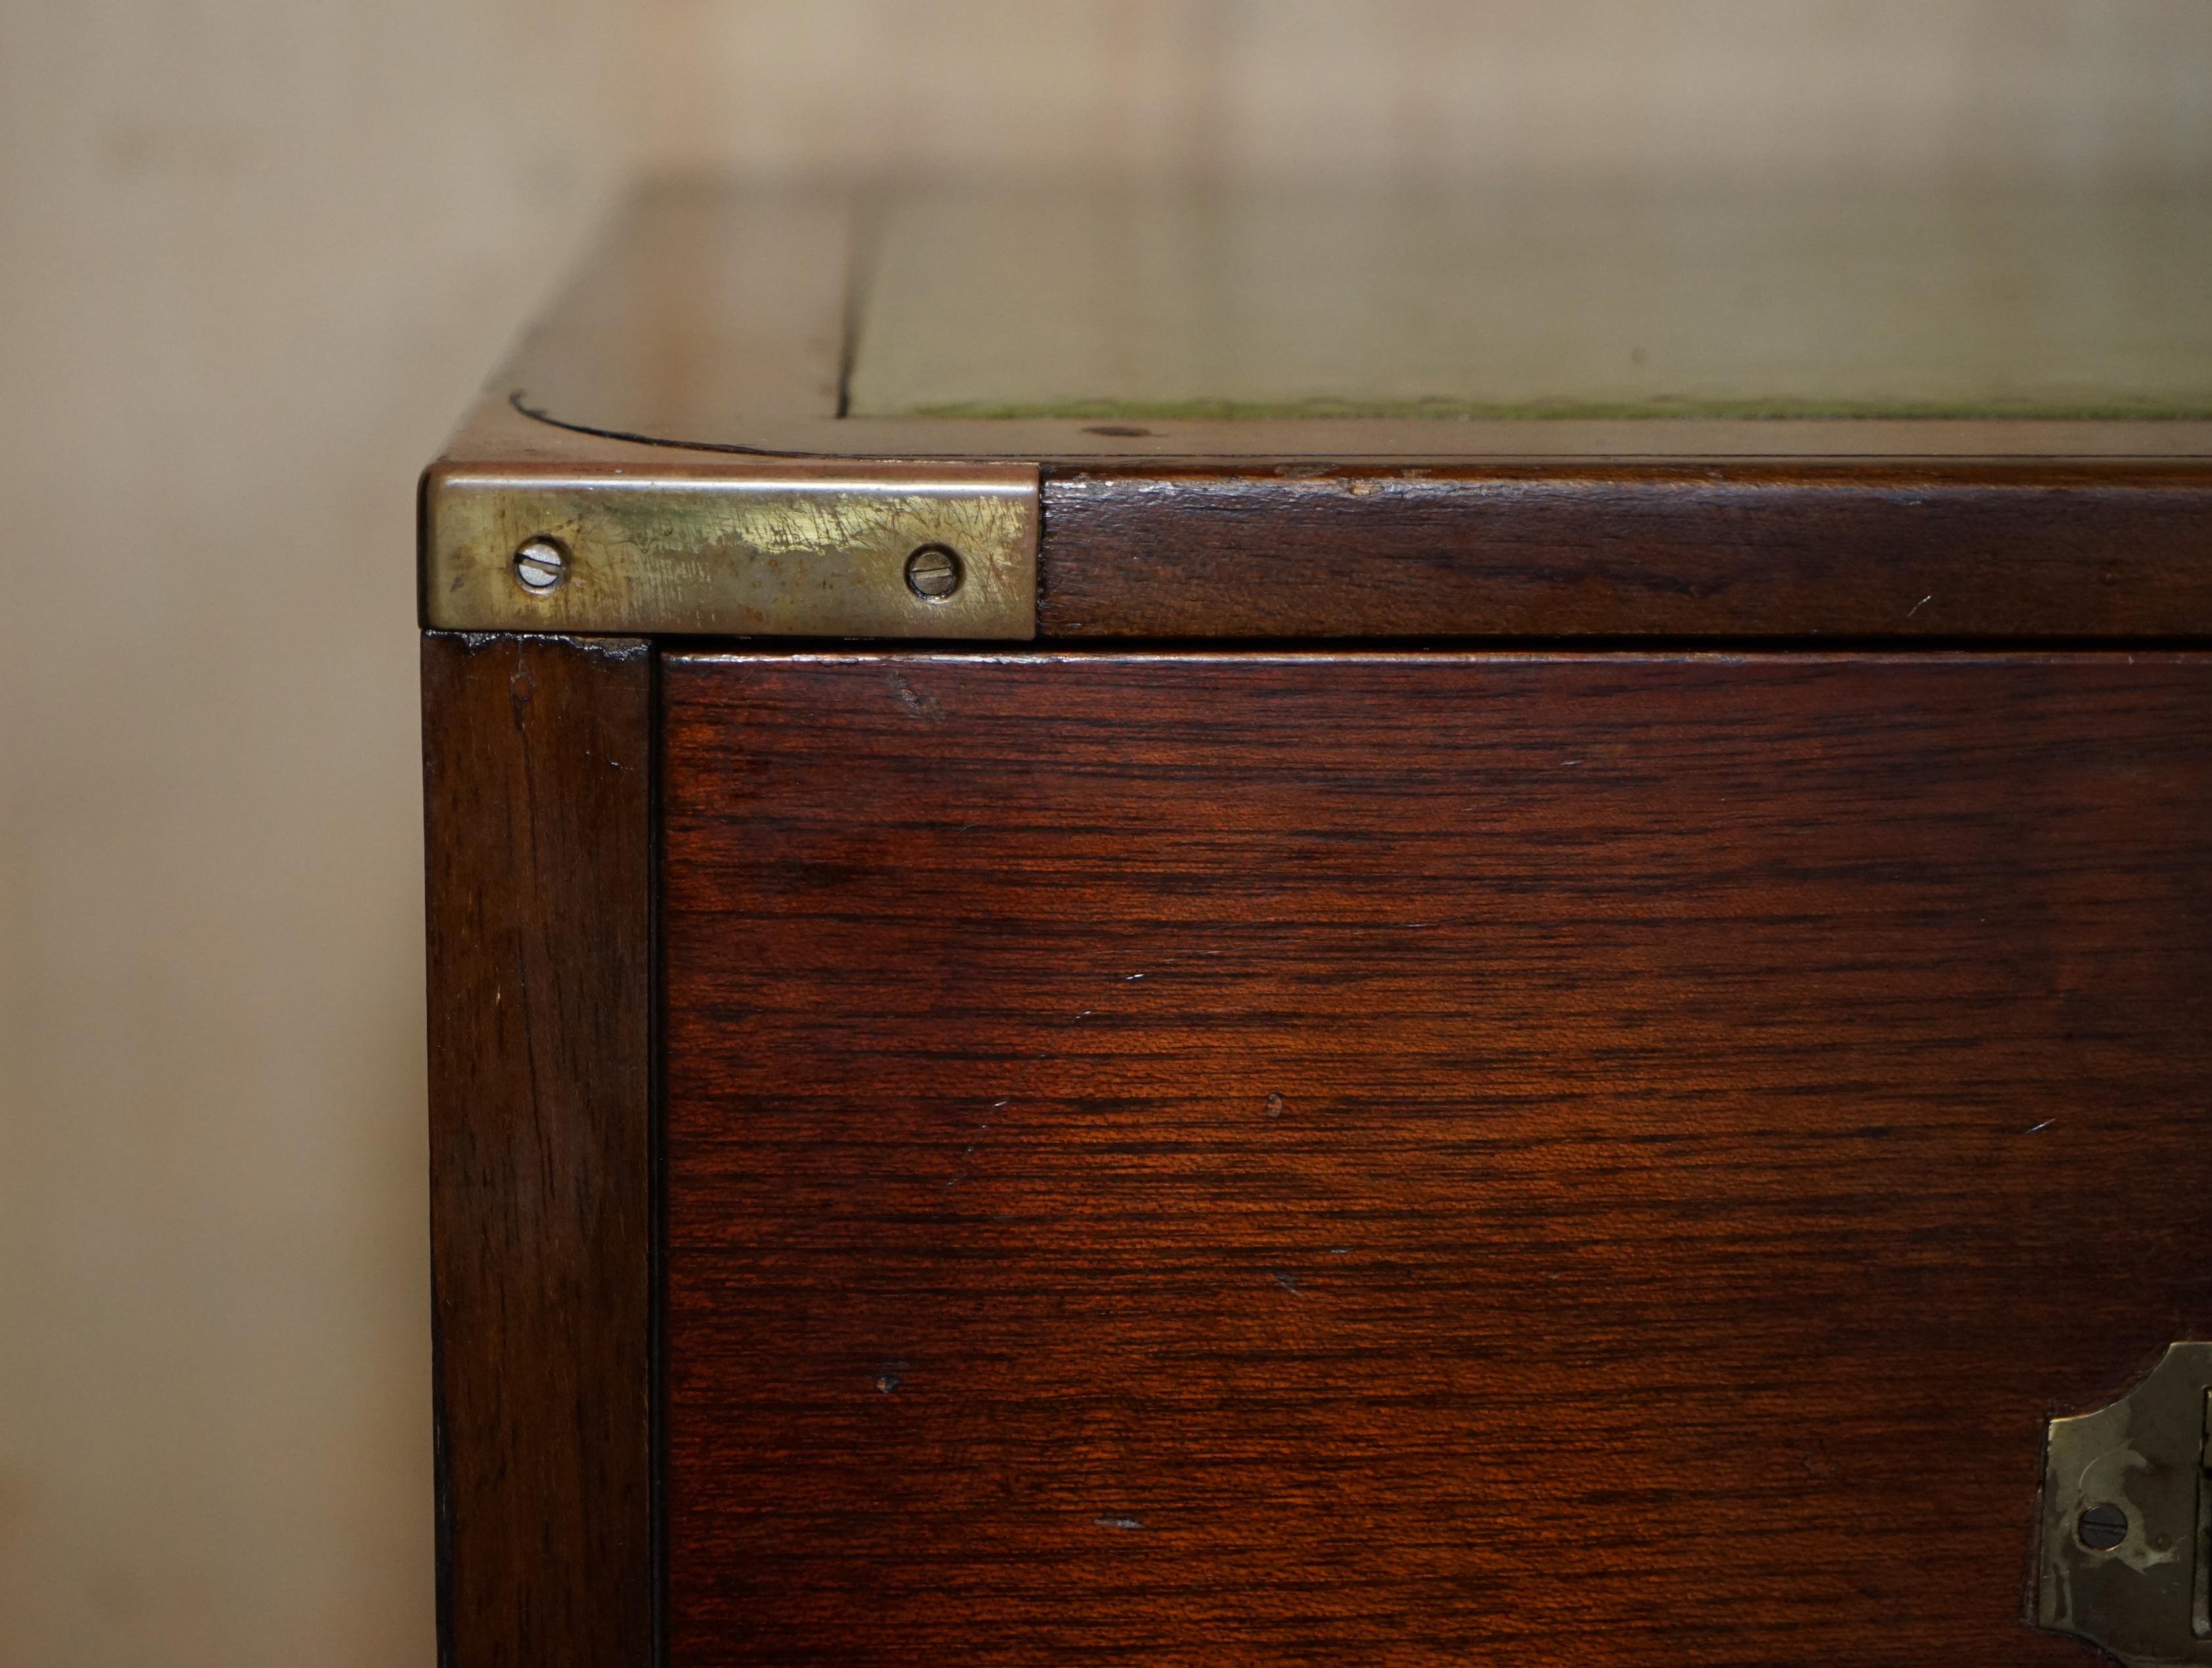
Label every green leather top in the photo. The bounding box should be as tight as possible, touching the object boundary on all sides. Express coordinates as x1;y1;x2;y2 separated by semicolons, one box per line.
846;181;2212;422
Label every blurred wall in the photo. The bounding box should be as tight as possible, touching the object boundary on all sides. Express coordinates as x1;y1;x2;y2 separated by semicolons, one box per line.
0;3;642;1664
1;3;2204;1665
646;0;2212;181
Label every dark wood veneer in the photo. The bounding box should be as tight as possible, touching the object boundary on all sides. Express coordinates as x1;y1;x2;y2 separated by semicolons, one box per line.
659;650;2212;1666
422;632;655;1668
1038;464;2212;638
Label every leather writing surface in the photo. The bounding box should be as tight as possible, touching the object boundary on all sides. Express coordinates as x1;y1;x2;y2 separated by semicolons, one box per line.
848;185;2212;420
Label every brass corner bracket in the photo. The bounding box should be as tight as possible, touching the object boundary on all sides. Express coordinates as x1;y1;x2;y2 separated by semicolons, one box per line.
420;459;1039;639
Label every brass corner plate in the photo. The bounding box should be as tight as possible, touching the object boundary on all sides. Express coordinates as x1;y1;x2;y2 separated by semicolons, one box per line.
422;459;1039;639
2041;1343;2212;1667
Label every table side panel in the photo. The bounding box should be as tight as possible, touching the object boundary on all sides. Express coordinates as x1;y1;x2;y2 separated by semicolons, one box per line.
660;650;2212;1665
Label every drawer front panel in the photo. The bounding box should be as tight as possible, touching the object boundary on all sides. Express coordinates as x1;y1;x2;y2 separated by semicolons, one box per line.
660;652;2212;1665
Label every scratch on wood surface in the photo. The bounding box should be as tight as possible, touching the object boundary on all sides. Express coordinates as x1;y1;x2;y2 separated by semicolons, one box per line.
887;669;945;723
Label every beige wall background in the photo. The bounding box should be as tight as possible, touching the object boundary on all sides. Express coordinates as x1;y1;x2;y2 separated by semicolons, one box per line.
646;0;2212;181
1;4;2204;1663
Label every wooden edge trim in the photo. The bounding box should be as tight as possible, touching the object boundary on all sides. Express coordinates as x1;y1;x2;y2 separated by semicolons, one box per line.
1037;463;2212;639
423;631;655;1667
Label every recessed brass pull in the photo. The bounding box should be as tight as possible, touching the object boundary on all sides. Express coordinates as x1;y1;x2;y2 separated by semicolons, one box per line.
2041;1343;2212;1666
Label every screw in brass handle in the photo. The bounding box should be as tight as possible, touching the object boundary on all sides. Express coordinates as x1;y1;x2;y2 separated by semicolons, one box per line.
2039;1343;2212;1666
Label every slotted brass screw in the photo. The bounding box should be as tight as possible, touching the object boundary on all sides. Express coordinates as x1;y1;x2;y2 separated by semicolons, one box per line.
513;537;568;594
905;544;963;600
2078;1502;2129;1550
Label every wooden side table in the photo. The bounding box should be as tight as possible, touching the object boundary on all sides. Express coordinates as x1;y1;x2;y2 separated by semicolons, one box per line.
421;179;2212;1667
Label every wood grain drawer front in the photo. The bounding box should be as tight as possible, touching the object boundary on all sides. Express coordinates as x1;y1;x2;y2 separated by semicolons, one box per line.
660;652;2212;1667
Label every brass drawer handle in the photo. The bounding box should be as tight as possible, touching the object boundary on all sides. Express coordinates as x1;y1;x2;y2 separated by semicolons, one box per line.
2041;1343;2212;1665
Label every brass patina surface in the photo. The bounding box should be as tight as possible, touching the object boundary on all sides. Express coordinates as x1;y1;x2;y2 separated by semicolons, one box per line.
423;456;1038;639
2041;1343;2212;1667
